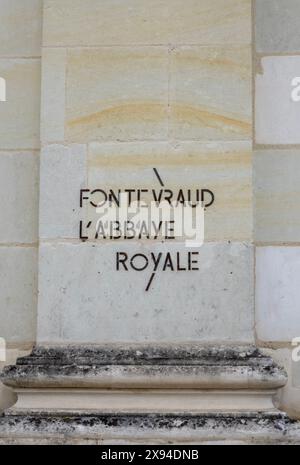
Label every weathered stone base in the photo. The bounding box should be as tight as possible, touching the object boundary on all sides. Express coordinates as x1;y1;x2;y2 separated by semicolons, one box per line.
1;345;300;444
0;412;300;445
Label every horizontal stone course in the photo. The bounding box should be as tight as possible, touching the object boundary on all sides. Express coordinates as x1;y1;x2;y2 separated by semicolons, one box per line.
43;0;251;46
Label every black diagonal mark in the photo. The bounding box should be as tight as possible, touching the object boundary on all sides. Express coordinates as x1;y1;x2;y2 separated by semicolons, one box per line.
153;168;165;187
145;272;156;292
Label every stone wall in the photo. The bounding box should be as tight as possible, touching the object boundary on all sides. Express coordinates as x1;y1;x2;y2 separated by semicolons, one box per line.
0;0;42;410
0;0;299;422
254;0;300;419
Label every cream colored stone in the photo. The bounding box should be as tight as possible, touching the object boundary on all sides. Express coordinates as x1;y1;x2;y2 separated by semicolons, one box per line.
43;0;251;46
170;46;252;141
0;0;42;57
88;141;252;242
41;48;66;143
0;59;40;149
0;152;38;243
0;247;37;344
40;145;87;239
37;242;254;344
65;48;168;142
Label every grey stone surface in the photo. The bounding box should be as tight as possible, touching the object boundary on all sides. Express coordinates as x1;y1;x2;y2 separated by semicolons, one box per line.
256;0;300;53
1;345;287;390
0;412;299;444
254;150;300;243
292;360;300;388
256;247;300;343
39;144;87;239
37;242;254;344
0;152;39;243
255;56;300;145
0;247;37;344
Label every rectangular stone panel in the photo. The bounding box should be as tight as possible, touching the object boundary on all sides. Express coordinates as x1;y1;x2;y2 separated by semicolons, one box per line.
39;145;87;239
88;141;252;243
255;0;300;53
0;152;39;243
65;48;169;143
254;150;300;243
170;46;252;141
0;59;40;149
255;56;300;145
43;0;251;47
37;242;254;344
0;247;37;344
256;247;300;342
0;0;42;57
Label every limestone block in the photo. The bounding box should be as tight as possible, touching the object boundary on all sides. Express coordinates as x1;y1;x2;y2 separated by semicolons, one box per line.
255;0;300;53
64;47;169;143
39;145;87;239
43;0;251;47
0;152;38;243
255;56;300;145
170;46;252;141
88;141;252;242
254;150;300;243
256;247;300;342
0;247;37;344
0;59;40;149
0;0;42;57
37;242;254;344
41;48;66;143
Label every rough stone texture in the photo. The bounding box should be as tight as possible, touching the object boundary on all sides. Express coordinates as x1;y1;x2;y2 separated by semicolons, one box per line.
255;0;300;53
0;345;286;391
255;56;300;145
0;59;40;149
0;248;37;344
264;348;300;420
0;0;42;57
43;0;251;47
256;247;300;342
88;141;252;242
0;152;39;243
37;242;254;344
254;150;300;243
0;412;299;445
170;46;252;141
39;144;87;239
